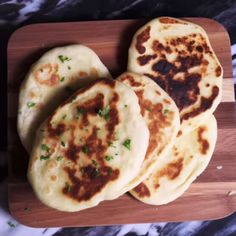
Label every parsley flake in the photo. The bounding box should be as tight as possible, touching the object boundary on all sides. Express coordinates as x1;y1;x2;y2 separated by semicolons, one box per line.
58;55;71;63
82;145;89;154
57;156;63;161
107;168;113;176
108;141;116;148
60;76;65;82
27;102;36;108
41;144;50;152
77;107;85;118
98;105;110;121
123;139;131;150
40;155;49;161
65;182;72;192
105;155;113;161
7;221;16;228
62;114;67;120
92;160;98;166
124;104;128;108
67;66;71;70
61;141;65;147
163;109;169;115
146;107;152;112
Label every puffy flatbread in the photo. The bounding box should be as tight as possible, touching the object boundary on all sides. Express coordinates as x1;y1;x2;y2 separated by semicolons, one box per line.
28;78;149;212
18;44;111;152
128;17;222;135
116;72;180;194
130;115;217;205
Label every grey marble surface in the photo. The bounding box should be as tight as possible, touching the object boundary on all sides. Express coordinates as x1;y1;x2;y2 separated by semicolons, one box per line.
0;0;236;235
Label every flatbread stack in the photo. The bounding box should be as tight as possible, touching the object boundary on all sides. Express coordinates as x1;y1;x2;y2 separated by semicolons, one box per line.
127;17;222;205
17;17;222;212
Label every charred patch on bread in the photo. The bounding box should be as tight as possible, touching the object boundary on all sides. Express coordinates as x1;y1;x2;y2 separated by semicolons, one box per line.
181;86;219;121
197;126;210;154
157;158;184;180
215;66;222;77
135;26;151;54
137;54;157;65
159;17;187;24
152;40;172;54
119;74;142;87
133;183;150;197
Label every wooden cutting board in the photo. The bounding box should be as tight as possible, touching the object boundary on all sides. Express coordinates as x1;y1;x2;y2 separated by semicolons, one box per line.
8;18;236;227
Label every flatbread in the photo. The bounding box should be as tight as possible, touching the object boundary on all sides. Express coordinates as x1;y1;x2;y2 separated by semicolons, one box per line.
28;78;149;212
130;115;217;205
18;44;111;152
115;72;180;195
128;17;222;135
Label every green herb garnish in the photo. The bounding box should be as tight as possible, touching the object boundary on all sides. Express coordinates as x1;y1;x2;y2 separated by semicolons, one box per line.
146;107;152;112
60;76;65;82
107;168;112;176
27;102;36;108
95;168;100;177
123;139;131;150
98;105;110;121
92;160;98;166
58;55;71;63
77;107;85;118
108;141;116;148
82;145;89;154
41;144;50;152
67;66;71;70
65;182;72;192
57;156;63;161
62;114;67;120
124;104;128;108
61;141;65;147
40;155;49;161
163;109;169;115
105;155;113;161
7;221;16;228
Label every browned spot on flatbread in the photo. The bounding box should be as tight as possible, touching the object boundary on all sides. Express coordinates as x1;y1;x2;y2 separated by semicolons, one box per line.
47;122;66;138
91;67;99;77
50;175;57;181
119;74;142;87
135;26;151;54
159;17;187;24
34;63;60;86
79;71;88;77
181;86;219;121
157;158;184;180
197;126;209;154
29;91;37;98
63;165;119;202
215;66;222;77
163;99;171;104
133;183;150;197
135;90;173;158
152;40;172;54
137;54;157;66
154;183;160;189
177;130;182;137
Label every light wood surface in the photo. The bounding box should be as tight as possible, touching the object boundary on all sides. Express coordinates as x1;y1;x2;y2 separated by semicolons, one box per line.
8;18;236;227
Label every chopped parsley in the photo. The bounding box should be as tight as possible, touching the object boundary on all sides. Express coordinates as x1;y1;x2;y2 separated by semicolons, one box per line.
105;155;113;161
27;102;36;108
107;168;113;176
163;109;169;115
41;144;50;152
92;160;98;166
82;145;89;154
62;114;67;120
95;168;100;177
124;104;128;108
123;139;131;150
58;55;71;63
77;107;85;118
98;105;110;121
57;156;63;161
146;107;152;112
61;141;65;147
65;182;72;192
67;66;71;70
40;155;49;161
60;76;65;82
115;153;118;156
7;221;16;228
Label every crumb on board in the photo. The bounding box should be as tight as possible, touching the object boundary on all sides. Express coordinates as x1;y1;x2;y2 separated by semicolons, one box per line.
216;165;223;170
228;191;236;196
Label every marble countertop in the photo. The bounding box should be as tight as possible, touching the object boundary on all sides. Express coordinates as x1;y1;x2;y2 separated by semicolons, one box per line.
0;1;235;236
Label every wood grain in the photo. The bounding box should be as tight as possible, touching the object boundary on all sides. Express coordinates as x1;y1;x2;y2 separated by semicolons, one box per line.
8;18;236;227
